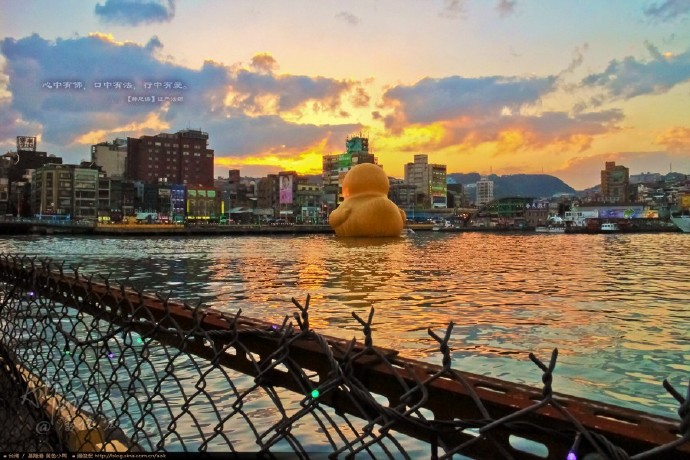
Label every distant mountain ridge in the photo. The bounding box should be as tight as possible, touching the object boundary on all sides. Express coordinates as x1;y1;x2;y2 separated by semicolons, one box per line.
294;172;577;199
447;173;576;199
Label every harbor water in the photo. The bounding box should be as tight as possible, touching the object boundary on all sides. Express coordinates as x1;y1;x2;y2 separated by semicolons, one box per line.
1;231;689;421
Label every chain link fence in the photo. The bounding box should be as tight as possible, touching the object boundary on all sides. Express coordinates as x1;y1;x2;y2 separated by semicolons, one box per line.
0;253;688;458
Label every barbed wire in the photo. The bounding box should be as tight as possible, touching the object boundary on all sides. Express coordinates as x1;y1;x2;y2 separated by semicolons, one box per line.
0;253;688;458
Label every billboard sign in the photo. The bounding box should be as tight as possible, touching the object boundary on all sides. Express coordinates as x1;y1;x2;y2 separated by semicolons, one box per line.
279;175;293;204
17;136;37;152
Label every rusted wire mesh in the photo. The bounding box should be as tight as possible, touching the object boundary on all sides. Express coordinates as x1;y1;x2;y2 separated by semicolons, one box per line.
0;253;688;459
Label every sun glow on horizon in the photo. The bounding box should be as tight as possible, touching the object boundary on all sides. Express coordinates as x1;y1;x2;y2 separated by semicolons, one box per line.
214;139;329;175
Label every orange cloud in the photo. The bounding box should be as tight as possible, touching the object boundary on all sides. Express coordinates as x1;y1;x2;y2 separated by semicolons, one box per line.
656;126;690;152
74;113;169;145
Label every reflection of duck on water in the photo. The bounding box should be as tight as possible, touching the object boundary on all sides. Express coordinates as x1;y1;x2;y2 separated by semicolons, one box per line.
329;163;406;237
334;236;407;248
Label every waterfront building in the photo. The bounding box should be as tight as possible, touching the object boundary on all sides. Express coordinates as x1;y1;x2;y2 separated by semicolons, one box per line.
186;185;221;223
73;165;99;221
257;175;279;214
0;156;10;215
475;176;494;207
523;202;551;227
31;163;98;220
170;185;186;223
388;178;417;214
134;182;173;218
322;135;377;206
564;208;599;227
106;179;136;221
295;179;323;223
447;183;470;209
215;170;259;216
126;129;214;186
95;168;115;222
255;172;314;221
476;196;535;227
601;162;630;203
403;154;447;208
3;148;62;217
91;138;127;179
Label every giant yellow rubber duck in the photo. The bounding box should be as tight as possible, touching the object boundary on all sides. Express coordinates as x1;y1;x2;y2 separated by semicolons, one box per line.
329;163;406;237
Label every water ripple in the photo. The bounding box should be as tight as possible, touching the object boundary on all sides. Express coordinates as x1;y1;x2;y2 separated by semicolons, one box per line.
2;232;690;417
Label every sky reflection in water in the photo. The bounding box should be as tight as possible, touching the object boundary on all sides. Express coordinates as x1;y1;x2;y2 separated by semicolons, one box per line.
2;232;690;417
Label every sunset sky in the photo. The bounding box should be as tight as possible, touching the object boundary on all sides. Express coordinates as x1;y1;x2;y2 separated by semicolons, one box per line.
2;0;690;189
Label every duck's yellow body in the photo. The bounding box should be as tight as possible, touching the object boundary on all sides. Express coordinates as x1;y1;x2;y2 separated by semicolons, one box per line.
329;163;406;237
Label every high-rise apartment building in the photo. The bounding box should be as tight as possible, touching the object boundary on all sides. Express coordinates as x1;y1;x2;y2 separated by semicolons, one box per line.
92;138;127;179
601;161;630;203
126;129;214;186
322;135;376;205
476;175;494;207
403;154;447;208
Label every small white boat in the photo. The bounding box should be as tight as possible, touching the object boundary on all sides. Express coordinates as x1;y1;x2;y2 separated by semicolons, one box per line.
601;222;619;232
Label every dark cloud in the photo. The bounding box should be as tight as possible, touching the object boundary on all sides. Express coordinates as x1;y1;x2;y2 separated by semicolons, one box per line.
381;75;557;131
335;11;360;26
376;72;621;153
496;0;517;17
440;0;466;19
581;43;690;99
95;0;176;26
205;115;361;157
231;70;354;113
643;0;690;22
563;43;589;74
349;86;370;108
0;33;229;145
250;53;278;74
0;33;361;163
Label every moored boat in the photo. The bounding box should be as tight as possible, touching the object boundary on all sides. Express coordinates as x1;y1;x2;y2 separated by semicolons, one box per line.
670;214;690;233
535;226;566;233
601;222;620;232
